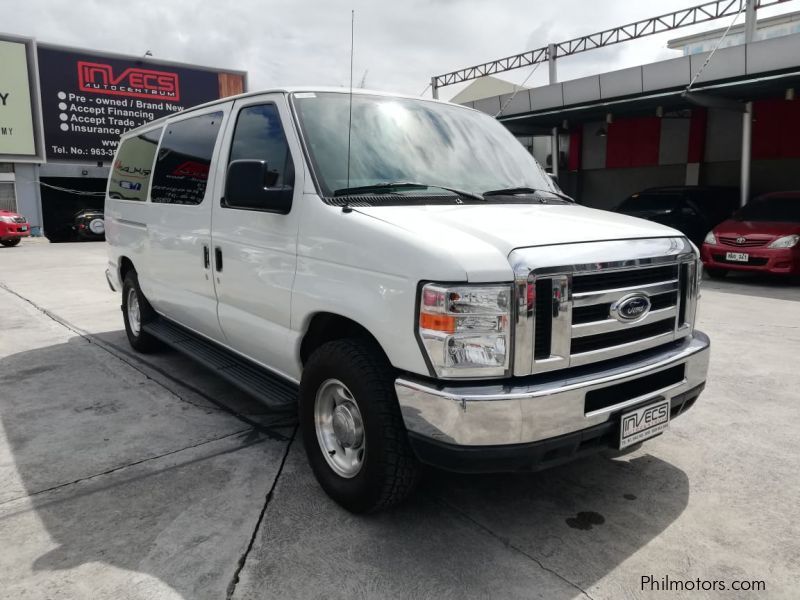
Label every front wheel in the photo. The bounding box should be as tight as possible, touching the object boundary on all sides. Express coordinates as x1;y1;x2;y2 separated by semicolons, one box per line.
0;238;21;247
299;339;419;513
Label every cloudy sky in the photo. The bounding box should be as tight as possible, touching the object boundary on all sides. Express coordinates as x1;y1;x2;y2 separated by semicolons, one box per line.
3;0;796;100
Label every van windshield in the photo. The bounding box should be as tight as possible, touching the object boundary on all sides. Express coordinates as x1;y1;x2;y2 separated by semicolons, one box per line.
291;92;555;200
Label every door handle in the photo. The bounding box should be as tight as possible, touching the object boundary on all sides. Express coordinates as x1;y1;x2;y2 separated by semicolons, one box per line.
214;246;223;272
203;245;210;269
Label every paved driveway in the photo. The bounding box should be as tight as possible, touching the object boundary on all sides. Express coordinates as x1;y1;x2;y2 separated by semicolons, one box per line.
1;239;798;599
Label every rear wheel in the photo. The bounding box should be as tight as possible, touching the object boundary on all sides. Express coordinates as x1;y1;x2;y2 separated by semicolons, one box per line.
705;267;728;279
0;238;21;247
299;339;419;513
122;272;161;353
88;217;105;237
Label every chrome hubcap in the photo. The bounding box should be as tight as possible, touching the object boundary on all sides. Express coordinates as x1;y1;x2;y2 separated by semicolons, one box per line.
314;379;365;478
127;288;141;336
89;218;105;235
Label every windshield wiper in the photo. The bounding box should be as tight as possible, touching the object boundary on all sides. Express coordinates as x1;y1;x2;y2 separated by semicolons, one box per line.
483;186;574;203
333;181;485;202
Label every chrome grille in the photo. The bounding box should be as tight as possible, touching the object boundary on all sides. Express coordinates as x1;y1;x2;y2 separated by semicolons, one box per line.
510;238;698;376
718;236;767;247
569;265;681;363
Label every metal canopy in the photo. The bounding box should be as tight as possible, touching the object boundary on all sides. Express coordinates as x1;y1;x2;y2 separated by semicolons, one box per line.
432;0;794;91
498;70;800;135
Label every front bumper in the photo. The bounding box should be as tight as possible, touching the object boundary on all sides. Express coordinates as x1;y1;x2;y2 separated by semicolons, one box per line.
0;225;31;240
396;331;710;471
701;244;799;275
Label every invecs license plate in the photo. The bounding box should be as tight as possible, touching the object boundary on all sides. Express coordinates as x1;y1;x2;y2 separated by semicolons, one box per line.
619;397;670;449
726;251;748;262
20;226;28;231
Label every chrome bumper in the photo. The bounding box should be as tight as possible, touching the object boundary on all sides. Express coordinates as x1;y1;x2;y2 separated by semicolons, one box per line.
396;331;710;447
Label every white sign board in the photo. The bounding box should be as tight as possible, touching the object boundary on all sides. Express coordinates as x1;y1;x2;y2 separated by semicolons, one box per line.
0;36;44;162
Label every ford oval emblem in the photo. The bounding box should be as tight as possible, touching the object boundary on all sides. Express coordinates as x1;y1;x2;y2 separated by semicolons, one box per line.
610;293;651;323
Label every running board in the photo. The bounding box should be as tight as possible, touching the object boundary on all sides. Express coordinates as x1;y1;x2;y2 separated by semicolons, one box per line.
143;317;297;411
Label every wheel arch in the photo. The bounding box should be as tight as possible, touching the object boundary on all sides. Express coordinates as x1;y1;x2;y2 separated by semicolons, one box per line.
299;312;390;367
118;256;135;283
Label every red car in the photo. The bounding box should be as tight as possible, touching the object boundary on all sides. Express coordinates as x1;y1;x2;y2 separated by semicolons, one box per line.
0;209;31;247
701;192;800;277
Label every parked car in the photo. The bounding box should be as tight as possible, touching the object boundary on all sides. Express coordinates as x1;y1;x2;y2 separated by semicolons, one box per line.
615;186;739;247
0;209;31;247
701;191;800;277
72;209;105;241
105;88;709;513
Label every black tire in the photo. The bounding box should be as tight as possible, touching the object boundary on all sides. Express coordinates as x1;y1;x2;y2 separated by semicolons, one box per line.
1;238;21;247
121;271;161;353
705;267;727;279
299;339;420;513
46;233;73;243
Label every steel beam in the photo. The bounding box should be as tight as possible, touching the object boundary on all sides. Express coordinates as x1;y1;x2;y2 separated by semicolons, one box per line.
741;102;753;206
551;126;559;181
547;43;558;84
745;0;758;42
432;0;793;89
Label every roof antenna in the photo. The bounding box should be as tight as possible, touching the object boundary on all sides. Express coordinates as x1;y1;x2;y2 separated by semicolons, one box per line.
343;9;355;213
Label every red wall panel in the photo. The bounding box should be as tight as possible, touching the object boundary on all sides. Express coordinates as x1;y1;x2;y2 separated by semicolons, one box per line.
752;99;800;160
568;128;582;171
606;116;661;168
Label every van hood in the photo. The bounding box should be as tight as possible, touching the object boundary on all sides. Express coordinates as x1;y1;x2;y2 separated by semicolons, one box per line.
355;203;682;256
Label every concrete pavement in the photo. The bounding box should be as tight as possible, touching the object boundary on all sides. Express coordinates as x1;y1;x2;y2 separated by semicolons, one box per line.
1;238;798;599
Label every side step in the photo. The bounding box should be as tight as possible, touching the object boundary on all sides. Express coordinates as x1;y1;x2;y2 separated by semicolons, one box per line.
143;317;297;411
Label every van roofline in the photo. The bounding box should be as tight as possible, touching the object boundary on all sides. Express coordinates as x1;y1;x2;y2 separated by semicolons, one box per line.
120;87;471;137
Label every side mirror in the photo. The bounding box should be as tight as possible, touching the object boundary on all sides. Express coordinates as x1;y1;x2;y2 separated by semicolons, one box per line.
224;159;293;213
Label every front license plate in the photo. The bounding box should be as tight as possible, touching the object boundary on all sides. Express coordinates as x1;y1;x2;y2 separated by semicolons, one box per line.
726;251;749;262
619;397;671;449
20;226;27;231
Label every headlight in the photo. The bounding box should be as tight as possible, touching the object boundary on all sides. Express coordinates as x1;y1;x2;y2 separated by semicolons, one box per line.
418;283;511;378
696;257;703;299
703;231;717;245
767;234;799;249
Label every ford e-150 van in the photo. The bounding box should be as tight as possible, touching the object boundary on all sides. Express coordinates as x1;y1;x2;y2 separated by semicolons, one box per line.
105;88;709;513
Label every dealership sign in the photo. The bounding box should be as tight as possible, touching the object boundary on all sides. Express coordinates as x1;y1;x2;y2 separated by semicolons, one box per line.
0;37;44;161
37;46;245;162
77;61;181;101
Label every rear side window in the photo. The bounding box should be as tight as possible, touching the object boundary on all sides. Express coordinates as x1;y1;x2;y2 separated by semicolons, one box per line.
688;189;738;223
151;112;223;205
619;192;682;212
109;127;162;201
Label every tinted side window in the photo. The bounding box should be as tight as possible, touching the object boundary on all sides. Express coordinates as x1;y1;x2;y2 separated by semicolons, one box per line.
109;127;162;201
681;198;701;218
151;112;223;205
226;104;293;208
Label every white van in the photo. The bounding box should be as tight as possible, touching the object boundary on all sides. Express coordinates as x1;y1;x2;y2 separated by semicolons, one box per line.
105;88;709;512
